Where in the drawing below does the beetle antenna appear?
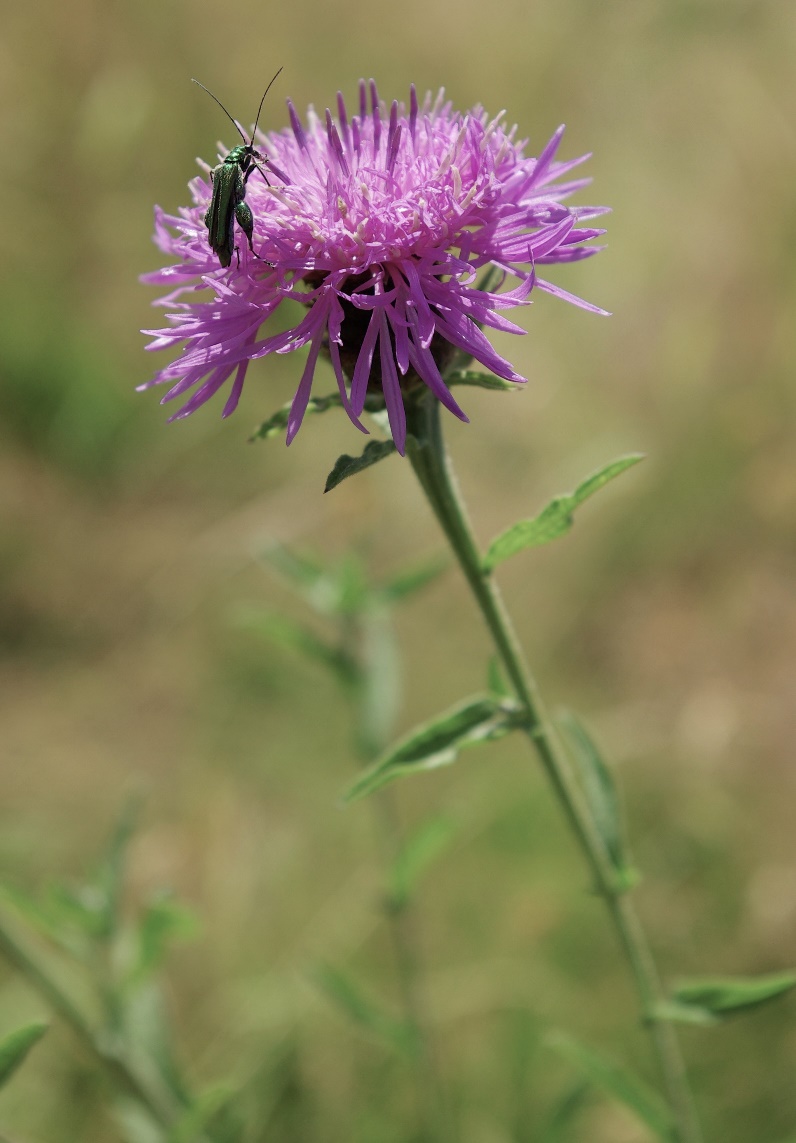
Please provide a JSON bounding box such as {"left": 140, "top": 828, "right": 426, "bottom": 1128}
{"left": 250, "top": 66, "right": 283, "bottom": 142}
{"left": 192, "top": 79, "right": 248, "bottom": 144}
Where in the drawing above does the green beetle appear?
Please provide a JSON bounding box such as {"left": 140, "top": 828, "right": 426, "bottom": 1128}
{"left": 192, "top": 68, "right": 282, "bottom": 268}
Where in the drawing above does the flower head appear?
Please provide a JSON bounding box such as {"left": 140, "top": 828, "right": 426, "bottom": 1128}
{"left": 141, "top": 81, "right": 608, "bottom": 454}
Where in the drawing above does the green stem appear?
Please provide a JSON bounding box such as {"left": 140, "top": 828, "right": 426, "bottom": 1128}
{"left": 376, "top": 791, "right": 449, "bottom": 1143}
{"left": 405, "top": 395, "right": 702, "bottom": 1143}
{"left": 344, "top": 609, "right": 448, "bottom": 1143}
{"left": 0, "top": 909, "right": 183, "bottom": 1131}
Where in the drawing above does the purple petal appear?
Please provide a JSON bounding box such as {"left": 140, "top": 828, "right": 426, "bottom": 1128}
{"left": 535, "top": 277, "right": 611, "bottom": 315}
{"left": 379, "top": 311, "right": 406, "bottom": 455}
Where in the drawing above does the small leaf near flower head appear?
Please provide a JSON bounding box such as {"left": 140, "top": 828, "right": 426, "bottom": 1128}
{"left": 483, "top": 454, "right": 644, "bottom": 571}
{"left": 324, "top": 439, "right": 397, "bottom": 493}
{"left": 250, "top": 393, "right": 344, "bottom": 442}
{"left": 344, "top": 694, "right": 525, "bottom": 802}
{"left": 670, "top": 971, "right": 796, "bottom": 1020}
{"left": 446, "top": 370, "right": 521, "bottom": 392}
{"left": 0, "top": 1022, "right": 48, "bottom": 1089}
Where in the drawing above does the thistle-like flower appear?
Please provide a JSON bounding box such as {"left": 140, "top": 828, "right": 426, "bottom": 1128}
{"left": 141, "top": 81, "right": 608, "bottom": 454}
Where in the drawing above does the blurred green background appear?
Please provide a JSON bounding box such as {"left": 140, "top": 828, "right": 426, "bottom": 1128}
{"left": 1, "top": 0, "right": 796, "bottom": 1139}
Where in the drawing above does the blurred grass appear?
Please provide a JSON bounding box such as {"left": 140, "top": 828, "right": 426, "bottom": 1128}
{"left": 1, "top": 0, "right": 796, "bottom": 1139}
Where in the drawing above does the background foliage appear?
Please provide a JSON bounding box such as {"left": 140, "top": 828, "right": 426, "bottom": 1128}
{"left": 1, "top": 1, "right": 795, "bottom": 1140}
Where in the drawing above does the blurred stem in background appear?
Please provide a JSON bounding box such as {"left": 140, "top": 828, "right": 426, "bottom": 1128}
{"left": 249, "top": 544, "right": 450, "bottom": 1141}
{"left": 0, "top": 804, "right": 221, "bottom": 1142}
{"left": 404, "top": 393, "right": 703, "bottom": 1143}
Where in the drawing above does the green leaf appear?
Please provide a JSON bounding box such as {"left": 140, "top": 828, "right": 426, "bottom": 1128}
{"left": 446, "top": 369, "right": 520, "bottom": 392}
{"left": 261, "top": 545, "right": 327, "bottom": 591}
{"left": 313, "top": 964, "right": 414, "bottom": 1054}
{"left": 650, "top": 1000, "right": 719, "bottom": 1028}
{"left": 112, "top": 1099, "right": 165, "bottom": 1143}
{"left": 94, "top": 796, "right": 140, "bottom": 941}
{"left": 540, "top": 1081, "right": 590, "bottom": 1143}
{"left": 324, "top": 439, "right": 397, "bottom": 493}
{"left": 0, "top": 1022, "right": 48, "bottom": 1089}
{"left": 672, "top": 971, "right": 796, "bottom": 1019}
{"left": 262, "top": 545, "right": 369, "bottom": 618}
{"left": 557, "top": 710, "right": 636, "bottom": 890}
{"left": 130, "top": 893, "right": 198, "bottom": 983}
{"left": 378, "top": 557, "right": 448, "bottom": 603}
{"left": 167, "top": 1085, "right": 236, "bottom": 1143}
{"left": 249, "top": 393, "right": 343, "bottom": 441}
{"left": 120, "top": 982, "right": 189, "bottom": 1105}
{"left": 344, "top": 694, "right": 525, "bottom": 802}
{"left": 358, "top": 605, "right": 400, "bottom": 757}
{"left": 388, "top": 816, "right": 457, "bottom": 907}
{"left": 483, "top": 454, "right": 645, "bottom": 570}
{"left": 549, "top": 1033, "right": 674, "bottom": 1141}
{"left": 486, "top": 657, "right": 511, "bottom": 699}
{"left": 234, "top": 609, "right": 358, "bottom": 688}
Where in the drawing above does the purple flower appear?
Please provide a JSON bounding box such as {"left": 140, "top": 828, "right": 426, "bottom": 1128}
{"left": 141, "top": 81, "right": 608, "bottom": 455}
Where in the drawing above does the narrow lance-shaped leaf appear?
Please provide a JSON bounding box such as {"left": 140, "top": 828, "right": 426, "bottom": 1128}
{"left": 313, "top": 964, "right": 414, "bottom": 1055}
{"left": 540, "top": 1080, "right": 590, "bottom": 1143}
{"left": 95, "top": 795, "right": 141, "bottom": 940}
{"left": 261, "top": 544, "right": 327, "bottom": 591}
{"left": 549, "top": 1032, "right": 674, "bottom": 1142}
{"left": 262, "top": 545, "right": 369, "bottom": 618}
{"left": 484, "top": 454, "right": 644, "bottom": 571}
{"left": 557, "top": 710, "right": 636, "bottom": 891}
{"left": 129, "top": 893, "right": 198, "bottom": 983}
{"left": 250, "top": 393, "right": 344, "bottom": 441}
{"left": 167, "top": 1083, "right": 236, "bottom": 1143}
{"left": 344, "top": 694, "right": 525, "bottom": 802}
{"left": 446, "top": 369, "right": 520, "bottom": 392}
{"left": 325, "top": 439, "right": 397, "bottom": 493}
{"left": 670, "top": 971, "right": 796, "bottom": 1020}
{"left": 233, "top": 608, "right": 359, "bottom": 689}
{"left": 389, "top": 815, "right": 457, "bottom": 908}
{"left": 377, "top": 556, "right": 448, "bottom": 603}
{"left": 486, "top": 656, "right": 512, "bottom": 699}
{"left": 0, "top": 1022, "right": 48, "bottom": 1089}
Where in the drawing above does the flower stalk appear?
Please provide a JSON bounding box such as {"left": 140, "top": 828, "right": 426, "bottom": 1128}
{"left": 404, "top": 393, "right": 702, "bottom": 1143}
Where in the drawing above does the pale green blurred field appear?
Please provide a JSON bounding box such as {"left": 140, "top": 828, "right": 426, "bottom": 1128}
{"left": 2, "top": 1, "right": 796, "bottom": 1140}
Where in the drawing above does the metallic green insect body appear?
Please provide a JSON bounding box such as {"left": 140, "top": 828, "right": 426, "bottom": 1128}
{"left": 192, "top": 68, "right": 282, "bottom": 269}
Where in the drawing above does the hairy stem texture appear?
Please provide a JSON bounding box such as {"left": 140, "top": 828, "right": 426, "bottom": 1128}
{"left": 405, "top": 395, "right": 702, "bottom": 1143}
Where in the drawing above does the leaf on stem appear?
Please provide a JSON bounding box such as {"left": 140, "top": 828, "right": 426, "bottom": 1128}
{"left": 666, "top": 971, "right": 796, "bottom": 1022}
{"left": 324, "top": 439, "right": 397, "bottom": 493}
{"left": 344, "top": 695, "right": 525, "bottom": 802}
{"left": 388, "top": 815, "right": 457, "bottom": 908}
{"left": 486, "top": 657, "right": 512, "bottom": 699}
{"left": 377, "top": 557, "right": 448, "bottom": 603}
{"left": 313, "top": 964, "right": 415, "bottom": 1055}
{"left": 166, "top": 1083, "right": 237, "bottom": 1143}
{"left": 557, "top": 710, "right": 636, "bottom": 891}
{"left": 540, "top": 1080, "right": 591, "bottom": 1143}
{"left": 249, "top": 393, "right": 344, "bottom": 441}
{"left": 234, "top": 609, "right": 358, "bottom": 688}
{"left": 549, "top": 1032, "right": 675, "bottom": 1142}
{"left": 446, "top": 369, "right": 520, "bottom": 392}
{"left": 0, "top": 1021, "right": 48, "bottom": 1089}
{"left": 483, "top": 454, "right": 645, "bottom": 571}
{"left": 128, "top": 893, "right": 198, "bottom": 984}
